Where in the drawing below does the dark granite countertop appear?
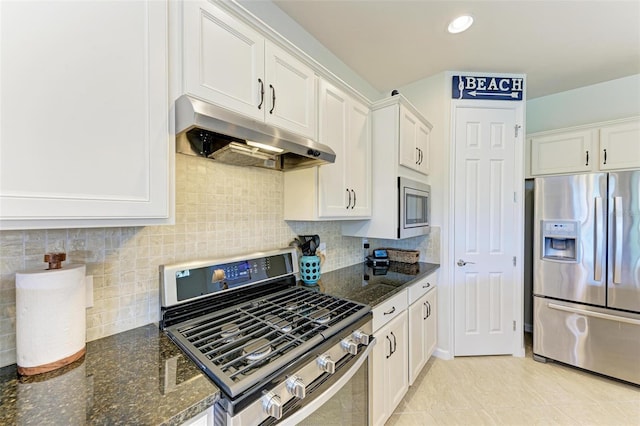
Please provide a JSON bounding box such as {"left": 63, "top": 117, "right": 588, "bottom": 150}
{"left": 301, "top": 261, "right": 439, "bottom": 307}
{"left": 0, "top": 324, "right": 219, "bottom": 426}
{"left": 0, "top": 261, "right": 437, "bottom": 425}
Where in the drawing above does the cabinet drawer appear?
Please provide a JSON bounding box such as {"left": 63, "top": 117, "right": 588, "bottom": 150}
{"left": 408, "top": 272, "right": 438, "bottom": 306}
{"left": 373, "top": 290, "right": 407, "bottom": 332}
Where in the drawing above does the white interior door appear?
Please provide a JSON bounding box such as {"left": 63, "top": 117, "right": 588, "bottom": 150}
{"left": 453, "top": 105, "right": 518, "bottom": 356}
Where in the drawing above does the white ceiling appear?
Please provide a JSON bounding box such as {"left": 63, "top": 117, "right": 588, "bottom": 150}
{"left": 272, "top": 0, "right": 640, "bottom": 99}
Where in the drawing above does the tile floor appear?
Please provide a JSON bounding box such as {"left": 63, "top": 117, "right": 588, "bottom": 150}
{"left": 387, "top": 334, "right": 639, "bottom": 425}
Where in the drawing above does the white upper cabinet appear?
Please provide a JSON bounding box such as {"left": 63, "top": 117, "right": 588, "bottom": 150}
{"left": 599, "top": 119, "right": 640, "bottom": 171}
{"left": 284, "top": 79, "right": 371, "bottom": 220}
{"left": 530, "top": 129, "right": 597, "bottom": 175}
{"left": 0, "top": 0, "right": 171, "bottom": 229}
{"left": 341, "top": 94, "right": 432, "bottom": 239}
{"left": 399, "top": 104, "right": 431, "bottom": 175}
{"left": 183, "top": 0, "right": 264, "bottom": 121}
{"left": 528, "top": 117, "right": 640, "bottom": 176}
{"left": 182, "top": 0, "right": 316, "bottom": 139}
{"left": 317, "top": 79, "right": 371, "bottom": 218}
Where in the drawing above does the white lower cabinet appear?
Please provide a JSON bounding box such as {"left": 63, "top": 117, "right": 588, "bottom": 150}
{"left": 371, "top": 290, "right": 408, "bottom": 426}
{"left": 180, "top": 406, "right": 213, "bottom": 426}
{"left": 408, "top": 275, "right": 438, "bottom": 385}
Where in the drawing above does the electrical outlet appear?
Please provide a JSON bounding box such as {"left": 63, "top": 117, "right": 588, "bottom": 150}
{"left": 363, "top": 238, "right": 369, "bottom": 249}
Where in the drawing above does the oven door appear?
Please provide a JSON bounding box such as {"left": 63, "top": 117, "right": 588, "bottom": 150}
{"left": 399, "top": 177, "right": 430, "bottom": 238}
{"left": 282, "top": 338, "right": 375, "bottom": 425}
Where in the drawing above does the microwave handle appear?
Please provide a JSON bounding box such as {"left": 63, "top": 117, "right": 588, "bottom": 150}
{"left": 280, "top": 337, "right": 376, "bottom": 424}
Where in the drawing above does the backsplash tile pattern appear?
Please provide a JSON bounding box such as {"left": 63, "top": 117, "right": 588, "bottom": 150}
{"left": 0, "top": 155, "right": 440, "bottom": 368}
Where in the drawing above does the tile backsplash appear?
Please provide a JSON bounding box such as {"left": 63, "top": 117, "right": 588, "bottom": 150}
{"left": 0, "top": 154, "right": 439, "bottom": 368}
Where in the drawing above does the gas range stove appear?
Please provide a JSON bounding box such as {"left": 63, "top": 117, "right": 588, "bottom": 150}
{"left": 159, "top": 248, "right": 374, "bottom": 425}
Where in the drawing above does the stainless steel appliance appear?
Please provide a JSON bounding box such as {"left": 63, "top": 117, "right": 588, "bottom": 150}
{"left": 533, "top": 171, "right": 640, "bottom": 385}
{"left": 399, "top": 176, "right": 431, "bottom": 239}
{"left": 174, "top": 95, "right": 335, "bottom": 171}
{"left": 160, "top": 248, "right": 374, "bottom": 425}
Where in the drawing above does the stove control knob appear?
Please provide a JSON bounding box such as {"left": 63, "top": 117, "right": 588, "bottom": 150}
{"left": 316, "top": 354, "right": 336, "bottom": 374}
{"left": 286, "top": 375, "right": 306, "bottom": 399}
{"left": 262, "top": 392, "right": 283, "bottom": 420}
{"left": 352, "top": 330, "right": 370, "bottom": 346}
{"left": 341, "top": 338, "right": 358, "bottom": 355}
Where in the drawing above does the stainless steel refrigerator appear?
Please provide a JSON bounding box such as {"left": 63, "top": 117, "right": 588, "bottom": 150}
{"left": 533, "top": 171, "right": 640, "bottom": 385}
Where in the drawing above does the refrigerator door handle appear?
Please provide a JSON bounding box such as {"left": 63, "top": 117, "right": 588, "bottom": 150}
{"left": 594, "top": 197, "right": 603, "bottom": 282}
{"left": 614, "top": 197, "right": 623, "bottom": 284}
{"left": 547, "top": 302, "right": 640, "bottom": 326}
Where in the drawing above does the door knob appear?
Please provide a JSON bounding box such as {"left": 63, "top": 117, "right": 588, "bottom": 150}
{"left": 457, "top": 259, "right": 475, "bottom": 267}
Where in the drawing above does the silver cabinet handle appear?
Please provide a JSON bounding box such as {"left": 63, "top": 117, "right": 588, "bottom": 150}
{"left": 351, "top": 189, "right": 356, "bottom": 209}
{"left": 383, "top": 306, "right": 396, "bottom": 316}
{"left": 594, "top": 197, "right": 603, "bottom": 281}
{"left": 548, "top": 302, "right": 640, "bottom": 326}
{"left": 457, "top": 259, "right": 475, "bottom": 267}
{"left": 614, "top": 196, "right": 623, "bottom": 284}
{"left": 346, "top": 188, "right": 351, "bottom": 209}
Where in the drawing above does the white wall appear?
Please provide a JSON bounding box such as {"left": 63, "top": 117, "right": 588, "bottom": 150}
{"left": 396, "top": 73, "right": 453, "bottom": 358}
{"left": 527, "top": 74, "right": 640, "bottom": 133}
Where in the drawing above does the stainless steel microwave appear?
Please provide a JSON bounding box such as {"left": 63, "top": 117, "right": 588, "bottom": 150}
{"left": 399, "top": 176, "right": 431, "bottom": 238}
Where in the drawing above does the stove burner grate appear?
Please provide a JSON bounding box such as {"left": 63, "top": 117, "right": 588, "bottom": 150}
{"left": 167, "top": 286, "right": 369, "bottom": 397}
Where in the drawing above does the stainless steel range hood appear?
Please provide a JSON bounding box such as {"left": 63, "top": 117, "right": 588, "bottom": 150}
{"left": 174, "top": 95, "right": 335, "bottom": 170}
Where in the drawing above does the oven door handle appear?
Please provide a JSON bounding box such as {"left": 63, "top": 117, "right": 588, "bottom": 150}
{"left": 280, "top": 337, "right": 377, "bottom": 425}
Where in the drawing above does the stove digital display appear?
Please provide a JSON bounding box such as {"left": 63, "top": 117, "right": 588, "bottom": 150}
{"left": 174, "top": 253, "right": 294, "bottom": 302}
{"left": 223, "top": 261, "right": 252, "bottom": 285}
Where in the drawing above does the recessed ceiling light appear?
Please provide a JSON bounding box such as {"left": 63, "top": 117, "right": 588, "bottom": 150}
{"left": 448, "top": 15, "right": 474, "bottom": 34}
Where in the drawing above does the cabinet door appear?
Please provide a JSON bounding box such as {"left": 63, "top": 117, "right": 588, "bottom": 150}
{"left": 265, "top": 42, "right": 316, "bottom": 139}
{"left": 386, "top": 311, "right": 409, "bottom": 417}
{"left": 530, "top": 129, "right": 597, "bottom": 175}
{"left": 408, "top": 297, "right": 426, "bottom": 385}
{"left": 371, "top": 327, "right": 389, "bottom": 426}
{"left": 0, "top": 0, "right": 170, "bottom": 228}
{"left": 317, "top": 80, "right": 348, "bottom": 217}
{"left": 183, "top": 0, "right": 264, "bottom": 120}
{"left": 425, "top": 288, "right": 438, "bottom": 359}
{"left": 415, "top": 122, "right": 431, "bottom": 175}
{"left": 599, "top": 119, "right": 640, "bottom": 171}
{"left": 399, "top": 106, "right": 419, "bottom": 171}
{"left": 346, "top": 99, "right": 372, "bottom": 217}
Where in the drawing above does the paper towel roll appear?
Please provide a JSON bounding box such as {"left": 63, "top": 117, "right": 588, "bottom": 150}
{"left": 16, "top": 264, "right": 86, "bottom": 375}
